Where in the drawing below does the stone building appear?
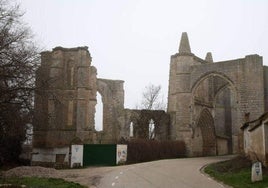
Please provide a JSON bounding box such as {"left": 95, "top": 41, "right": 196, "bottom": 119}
{"left": 32, "top": 47, "right": 125, "bottom": 166}
{"left": 241, "top": 112, "right": 268, "bottom": 167}
{"left": 32, "top": 32, "right": 268, "bottom": 166}
{"left": 32, "top": 46, "right": 169, "bottom": 166}
{"left": 168, "top": 32, "right": 268, "bottom": 156}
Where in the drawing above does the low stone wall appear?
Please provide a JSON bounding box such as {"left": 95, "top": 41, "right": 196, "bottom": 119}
{"left": 31, "top": 147, "right": 70, "bottom": 168}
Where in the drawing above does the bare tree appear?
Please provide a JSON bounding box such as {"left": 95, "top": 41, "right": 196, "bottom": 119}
{"left": 135, "top": 84, "right": 166, "bottom": 139}
{"left": 0, "top": 0, "right": 39, "bottom": 165}
{"left": 138, "top": 83, "right": 166, "bottom": 110}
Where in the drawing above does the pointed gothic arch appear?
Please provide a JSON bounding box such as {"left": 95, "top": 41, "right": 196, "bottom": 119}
{"left": 196, "top": 108, "right": 217, "bottom": 156}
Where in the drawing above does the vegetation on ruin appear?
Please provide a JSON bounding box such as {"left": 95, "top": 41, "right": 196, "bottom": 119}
{"left": 204, "top": 155, "right": 268, "bottom": 188}
{"left": 136, "top": 83, "right": 166, "bottom": 110}
{"left": 0, "top": 177, "right": 86, "bottom": 188}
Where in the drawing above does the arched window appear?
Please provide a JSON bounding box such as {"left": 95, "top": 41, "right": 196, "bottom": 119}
{"left": 149, "top": 119, "right": 155, "bottom": 139}
{"left": 129, "top": 122, "right": 134, "bottom": 137}
{"left": 95, "top": 92, "right": 103, "bottom": 131}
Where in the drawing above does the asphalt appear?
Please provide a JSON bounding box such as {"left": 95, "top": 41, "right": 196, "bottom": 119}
{"left": 97, "top": 155, "right": 234, "bottom": 188}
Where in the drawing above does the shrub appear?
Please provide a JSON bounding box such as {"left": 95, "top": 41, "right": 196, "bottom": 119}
{"left": 125, "top": 139, "right": 186, "bottom": 164}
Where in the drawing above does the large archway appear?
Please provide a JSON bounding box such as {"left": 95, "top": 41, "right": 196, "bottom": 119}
{"left": 167, "top": 33, "right": 265, "bottom": 157}
{"left": 191, "top": 73, "right": 239, "bottom": 155}
{"left": 196, "top": 109, "right": 216, "bottom": 156}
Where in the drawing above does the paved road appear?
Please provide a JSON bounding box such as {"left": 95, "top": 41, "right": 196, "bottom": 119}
{"left": 97, "top": 155, "right": 233, "bottom": 188}
{"left": 61, "top": 155, "right": 234, "bottom": 188}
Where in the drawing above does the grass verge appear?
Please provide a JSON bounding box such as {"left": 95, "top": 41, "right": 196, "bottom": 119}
{"left": 204, "top": 156, "right": 268, "bottom": 188}
{"left": 0, "top": 177, "right": 86, "bottom": 188}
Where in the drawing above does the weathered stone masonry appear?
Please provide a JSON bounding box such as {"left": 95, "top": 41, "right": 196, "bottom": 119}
{"left": 168, "top": 32, "right": 267, "bottom": 156}
{"left": 32, "top": 47, "right": 127, "bottom": 166}
{"left": 32, "top": 46, "right": 169, "bottom": 166}
{"left": 123, "top": 109, "right": 170, "bottom": 140}
{"left": 32, "top": 32, "right": 268, "bottom": 166}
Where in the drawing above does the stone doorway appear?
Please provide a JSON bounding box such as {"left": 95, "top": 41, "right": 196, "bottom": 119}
{"left": 196, "top": 109, "right": 216, "bottom": 156}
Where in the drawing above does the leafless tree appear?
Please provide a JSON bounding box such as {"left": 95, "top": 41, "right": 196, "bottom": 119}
{"left": 138, "top": 83, "right": 166, "bottom": 110}
{"left": 0, "top": 0, "right": 40, "bottom": 165}
{"left": 135, "top": 84, "right": 166, "bottom": 139}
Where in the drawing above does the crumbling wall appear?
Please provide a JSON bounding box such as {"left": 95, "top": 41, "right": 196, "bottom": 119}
{"left": 168, "top": 32, "right": 265, "bottom": 156}
{"left": 96, "top": 78, "right": 125, "bottom": 143}
{"left": 33, "top": 46, "right": 130, "bottom": 167}
{"left": 123, "top": 109, "right": 170, "bottom": 140}
{"left": 34, "top": 47, "right": 97, "bottom": 149}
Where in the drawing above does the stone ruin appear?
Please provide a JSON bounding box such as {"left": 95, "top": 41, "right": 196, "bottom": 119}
{"left": 32, "top": 46, "right": 169, "bottom": 166}
{"left": 168, "top": 33, "right": 268, "bottom": 156}
{"left": 32, "top": 32, "right": 268, "bottom": 166}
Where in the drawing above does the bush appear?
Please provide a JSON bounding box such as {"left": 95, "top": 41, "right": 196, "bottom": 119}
{"left": 125, "top": 139, "right": 186, "bottom": 164}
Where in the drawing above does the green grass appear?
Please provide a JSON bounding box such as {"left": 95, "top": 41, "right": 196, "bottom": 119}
{"left": 204, "top": 156, "right": 268, "bottom": 188}
{"left": 0, "top": 177, "right": 86, "bottom": 188}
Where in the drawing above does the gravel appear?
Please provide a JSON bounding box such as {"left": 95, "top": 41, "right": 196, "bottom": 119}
{"left": 3, "top": 166, "right": 62, "bottom": 178}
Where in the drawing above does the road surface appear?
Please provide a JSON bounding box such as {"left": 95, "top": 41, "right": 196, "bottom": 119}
{"left": 62, "top": 155, "right": 234, "bottom": 188}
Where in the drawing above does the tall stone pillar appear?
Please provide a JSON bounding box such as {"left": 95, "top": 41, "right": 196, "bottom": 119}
{"left": 167, "top": 32, "right": 195, "bottom": 153}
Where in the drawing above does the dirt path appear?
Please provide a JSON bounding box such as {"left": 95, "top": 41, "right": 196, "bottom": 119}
{"left": 3, "top": 165, "right": 115, "bottom": 188}
{"left": 59, "top": 166, "right": 121, "bottom": 188}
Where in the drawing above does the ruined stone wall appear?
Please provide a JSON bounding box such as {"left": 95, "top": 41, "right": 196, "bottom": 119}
{"left": 168, "top": 32, "right": 265, "bottom": 156}
{"left": 33, "top": 32, "right": 268, "bottom": 164}
{"left": 168, "top": 54, "right": 201, "bottom": 143}
{"left": 34, "top": 47, "right": 127, "bottom": 148}
{"left": 264, "top": 66, "right": 268, "bottom": 111}
{"left": 33, "top": 47, "right": 128, "bottom": 166}
{"left": 122, "top": 109, "right": 170, "bottom": 140}
{"left": 96, "top": 78, "right": 125, "bottom": 143}
{"left": 34, "top": 47, "right": 97, "bottom": 148}
{"left": 191, "top": 55, "right": 264, "bottom": 122}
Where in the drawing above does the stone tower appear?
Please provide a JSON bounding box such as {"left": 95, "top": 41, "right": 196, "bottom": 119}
{"left": 32, "top": 46, "right": 127, "bottom": 166}
{"left": 167, "top": 32, "right": 194, "bottom": 146}
{"left": 32, "top": 47, "right": 97, "bottom": 166}
{"left": 168, "top": 32, "right": 265, "bottom": 156}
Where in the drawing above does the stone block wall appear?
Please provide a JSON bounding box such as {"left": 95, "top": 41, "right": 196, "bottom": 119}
{"left": 32, "top": 32, "right": 268, "bottom": 166}
{"left": 97, "top": 78, "right": 125, "bottom": 143}
{"left": 33, "top": 47, "right": 127, "bottom": 166}
{"left": 122, "top": 109, "right": 170, "bottom": 141}
{"left": 168, "top": 32, "right": 266, "bottom": 156}
{"left": 34, "top": 47, "right": 96, "bottom": 148}
{"left": 264, "top": 66, "right": 268, "bottom": 111}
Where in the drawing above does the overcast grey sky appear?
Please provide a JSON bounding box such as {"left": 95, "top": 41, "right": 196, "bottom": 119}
{"left": 19, "top": 0, "right": 268, "bottom": 111}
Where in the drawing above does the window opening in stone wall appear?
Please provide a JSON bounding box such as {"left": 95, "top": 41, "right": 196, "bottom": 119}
{"left": 24, "top": 123, "right": 33, "bottom": 145}
{"left": 149, "top": 119, "right": 155, "bottom": 139}
{"left": 130, "top": 122, "right": 134, "bottom": 137}
{"left": 95, "top": 92, "right": 103, "bottom": 131}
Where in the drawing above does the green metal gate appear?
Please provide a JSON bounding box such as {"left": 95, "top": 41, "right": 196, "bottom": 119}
{"left": 83, "top": 144, "right": 117, "bottom": 166}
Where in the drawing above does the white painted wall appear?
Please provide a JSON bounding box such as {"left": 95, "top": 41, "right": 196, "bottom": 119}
{"left": 71, "top": 145, "right": 83, "bottom": 168}
{"left": 116, "top": 144, "right": 127, "bottom": 164}
{"left": 32, "top": 147, "right": 69, "bottom": 163}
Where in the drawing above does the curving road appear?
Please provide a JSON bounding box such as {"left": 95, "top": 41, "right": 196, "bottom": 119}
{"left": 61, "top": 155, "right": 234, "bottom": 188}
{"left": 97, "top": 155, "right": 233, "bottom": 188}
